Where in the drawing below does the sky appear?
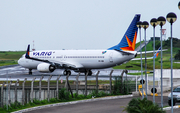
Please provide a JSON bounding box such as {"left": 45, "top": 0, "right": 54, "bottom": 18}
{"left": 0, "top": 0, "right": 180, "bottom": 51}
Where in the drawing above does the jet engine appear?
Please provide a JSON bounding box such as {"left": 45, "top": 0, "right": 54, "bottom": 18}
{"left": 37, "top": 63, "right": 55, "bottom": 73}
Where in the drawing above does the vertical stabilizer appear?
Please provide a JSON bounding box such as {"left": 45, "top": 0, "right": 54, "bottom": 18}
{"left": 153, "top": 47, "right": 161, "bottom": 58}
{"left": 25, "top": 45, "right": 30, "bottom": 58}
{"left": 108, "top": 14, "right": 140, "bottom": 51}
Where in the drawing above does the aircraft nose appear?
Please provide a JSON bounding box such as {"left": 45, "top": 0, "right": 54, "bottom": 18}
{"left": 18, "top": 58, "right": 22, "bottom": 65}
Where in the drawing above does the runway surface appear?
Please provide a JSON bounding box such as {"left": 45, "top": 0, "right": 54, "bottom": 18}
{"left": 0, "top": 65, "right": 141, "bottom": 81}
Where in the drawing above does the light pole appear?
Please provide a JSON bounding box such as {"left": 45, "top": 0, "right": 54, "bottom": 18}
{"left": 150, "top": 18, "right": 158, "bottom": 104}
{"left": 142, "top": 21, "right": 149, "bottom": 99}
{"left": 178, "top": 1, "right": 180, "bottom": 10}
{"left": 157, "top": 16, "right": 166, "bottom": 108}
{"left": 166, "top": 12, "right": 177, "bottom": 113}
{"left": 136, "top": 21, "right": 144, "bottom": 99}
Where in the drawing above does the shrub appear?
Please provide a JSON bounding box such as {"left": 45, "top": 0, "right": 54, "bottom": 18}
{"left": 73, "top": 93, "right": 78, "bottom": 98}
{"left": 10, "top": 103, "right": 17, "bottom": 109}
{"left": 59, "top": 88, "right": 66, "bottom": 99}
{"left": 90, "top": 89, "right": 98, "bottom": 97}
{"left": 97, "top": 91, "right": 106, "bottom": 97}
{"left": 64, "top": 91, "right": 70, "bottom": 100}
{"left": 50, "top": 98, "right": 58, "bottom": 103}
{"left": 16, "top": 102, "right": 22, "bottom": 109}
{"left": 113, "top": 76, "right": 131, "bottom": 95}
{"left": 77, "top": 94, "right": 85, "bottom": 99}
{"left": 29, "top": 101, "right": 36, "bottom": 106}
{"left": 59, "top": 88, "right": 70, "bottom": 100}
{"left": 41, "top": 99, "right": 48, "bottom": 104}
{"left": 33, "top": 99, "right": 41, "bottom": 105}
{"left": 86, "top": 94, "right": 92, "bottom": 99}
{"left": 124, "top": 98, "right": 166, "bottom": 113}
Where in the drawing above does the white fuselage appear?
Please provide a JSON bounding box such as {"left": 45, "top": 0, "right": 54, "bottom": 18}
{"left": 18, "top": 49, "right": 136, "bottom": 70}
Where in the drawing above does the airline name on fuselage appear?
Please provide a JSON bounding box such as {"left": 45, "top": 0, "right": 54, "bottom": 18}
{"left": 33, "top": 51, "right": 52, "bottom": 56}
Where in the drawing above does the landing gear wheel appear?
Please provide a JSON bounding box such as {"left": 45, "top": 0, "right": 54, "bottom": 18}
{"left": 85, "top": 70, "right": 92, "bottom": 76}
{"left": 67, "top": 70, "right": 71, "bottom": 75}
{"left": 88, "top": 70, "right": 92, "bottom": 76}
{"left": 63, "top": 70, "right": 67, "bottom": 75}
{"left": 63, "top": 70, "right": 71, "bottom": 76}
{"left": 29, "top": 69, "right": 32, "bottom": 75}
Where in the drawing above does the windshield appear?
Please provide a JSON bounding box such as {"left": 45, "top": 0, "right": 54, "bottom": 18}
{"left": 173, "top": 87, "right": 180, "bottom": 92}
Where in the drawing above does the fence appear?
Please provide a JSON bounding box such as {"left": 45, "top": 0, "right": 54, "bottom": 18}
{"left": 0, "top": 70, "right": 139, "bottom": 108}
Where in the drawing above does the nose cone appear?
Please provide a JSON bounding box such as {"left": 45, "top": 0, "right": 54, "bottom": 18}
{"left": 18, "top": 58, "right": 22, "bottom": 66}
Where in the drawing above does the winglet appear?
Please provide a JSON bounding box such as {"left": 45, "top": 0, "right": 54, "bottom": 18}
{"left": 25, "top": 45, "right": 30, "bottom": 58}
{"left": 153, "top": 47, "right": 161, "bottom": 58}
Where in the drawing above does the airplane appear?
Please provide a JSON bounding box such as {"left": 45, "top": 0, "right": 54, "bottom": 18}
{"left": 18, "top": 14, "right": 145, "bottom": 75}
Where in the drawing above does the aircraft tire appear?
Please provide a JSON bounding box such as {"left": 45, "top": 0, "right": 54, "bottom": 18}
{"left": 67, "top": 70, "right": 71, "bottom": 76}
{"left": 63, "top": 70, "right": 67, "bottom": 75}
{"left": 88, "top": 70, "right": 92, "bottom": 76}
{"left": 63, "top": 70, "right": 71, "bottom": 76}
{"left": 85, "top": 70, "right": 92, "bottom": 76}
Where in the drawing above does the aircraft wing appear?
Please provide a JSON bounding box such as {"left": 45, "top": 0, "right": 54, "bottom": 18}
{"left": 137, "top": 47, "right": 167, "bottom": 54}
{"left": 25, "top": 45, "right": 83, "bottom": 69}
{"left": 132, "top": 57, "right": 156, "bottom": 61}
{"left": 55, "top": 61, "right": 84, "bottom": 69}
{"left": 132, "top": 47, "right": 162, "bottom": 61}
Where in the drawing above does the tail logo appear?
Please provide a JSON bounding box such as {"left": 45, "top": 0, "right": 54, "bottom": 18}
{"left": 154, "top": 47, "right": 161, "bottom": 58}
{"left": 120, "top": 31, "right": 137, "bottom": 51}
{"left": 102, "top": 51, "right": 107, "bottom": 54}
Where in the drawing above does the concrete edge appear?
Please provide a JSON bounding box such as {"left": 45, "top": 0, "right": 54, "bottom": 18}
{"left": 163, "top": 105, "right": 180, "bottom": 111}
{"left": 11, "top": 95, "right": 133, "bottom": 113}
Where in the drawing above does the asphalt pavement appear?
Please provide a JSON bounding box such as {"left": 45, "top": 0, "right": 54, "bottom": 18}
{"left": 24, "top": 96, "right": 179, "bottom": 113}
{"left": 0, "top": 65, "right": 140, "bottom": 81}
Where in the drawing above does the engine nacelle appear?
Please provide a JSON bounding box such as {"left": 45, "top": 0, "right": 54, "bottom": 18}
{"left": 37, "top": 63, "right": 55, "bottom": 73}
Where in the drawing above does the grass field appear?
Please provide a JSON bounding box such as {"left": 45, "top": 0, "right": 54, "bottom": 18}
{"left": 0, "top": 51, "right": 25, "bottom": 66}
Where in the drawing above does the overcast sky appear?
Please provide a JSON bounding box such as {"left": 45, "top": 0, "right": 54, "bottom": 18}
{"left": 0, "top": 0, "right": 179, "bottom": 51}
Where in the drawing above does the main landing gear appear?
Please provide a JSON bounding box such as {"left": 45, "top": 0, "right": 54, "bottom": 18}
{"left": 63, "top": 70, "right": 71, "bottom": 76}
{"left": 29, "top": 69, "right": 32, "bottom": 75}
{"left": 63, "top": 69, "right": 92, "bottom": 76}
{"left": 85, "top": 70, "right": 92, "bottom": 76}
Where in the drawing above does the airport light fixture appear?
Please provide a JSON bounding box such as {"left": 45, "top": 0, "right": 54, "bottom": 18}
{"left": 136, "top": 21, "right": 144, "bottom": 99}
{"left": 178, "top": 1, "right": 180, "bottom": 10}
{"left": 166, "top": 12, "right": 177, "bottom": 113}
{"left": 136, "top": 21, "right": 142, "bottom": 28}
{"left": 142, "top": 21, "right": 149, "bottom": 99}
{"left": 150, "top": 18, "right": 157, "bottom": 104}
{"left": 157, "top": 16, "right": 166, "bottom": 108}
